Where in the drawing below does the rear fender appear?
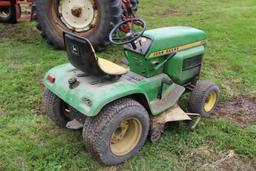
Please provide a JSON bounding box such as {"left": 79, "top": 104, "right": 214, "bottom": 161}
{"left": 126, "top": 93, "right": 152, "bottom": 115}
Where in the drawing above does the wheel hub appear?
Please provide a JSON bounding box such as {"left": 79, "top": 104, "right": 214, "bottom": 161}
{"left": 71, "top": 6, "right": 83, "bottom": 18}
{"left": 58, "top": 0, "right": 98, "bottom": 32}
{"left": 110, "top": 118, "right": 142, "bottom": 156}
{"left": 111, "top": 120, "right": 129, "bottom": 144}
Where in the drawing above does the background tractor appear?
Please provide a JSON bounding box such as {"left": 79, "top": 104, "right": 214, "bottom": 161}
{"left": 35, "top": 0, "right": 139, "bottom": 51}
{"left": 0, "top": 0, "right": 34, "bottom": 23}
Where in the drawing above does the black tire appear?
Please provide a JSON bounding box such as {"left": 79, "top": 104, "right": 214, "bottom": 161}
{"left": 188, "top": 80, "right": 220, "bottom": 117}
{"left": 31, "top": 1, "right": 37, "bottom": 21}
{"left": 83, "top": 98, "right": 150, "bottom": 165}
{"left": 43, "top": 89, "right": 71, "bottom": 127}
{"left": 0, "top": 6, "right": 17, "bottom": 23}
{"left": 131, "top": 0, "right": 139, "bottom": 11}
{"left": 35, "top": 0, "right": 122, "bottom": 51}
{"left": 69, "top": 107, "right": 87, "bottom": 124}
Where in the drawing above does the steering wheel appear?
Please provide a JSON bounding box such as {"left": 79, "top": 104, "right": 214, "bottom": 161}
{"left": 109, "top": 18, "right": 146, "bottom": 45}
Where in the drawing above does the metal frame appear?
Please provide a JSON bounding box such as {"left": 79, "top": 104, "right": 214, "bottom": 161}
{"left": 0, "top": 0, "right": 32, "bottom": 7}
{"left": 0, "top": 0, "right": 33, "bottom": 21}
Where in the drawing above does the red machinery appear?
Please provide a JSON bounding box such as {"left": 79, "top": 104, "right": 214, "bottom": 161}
{"left": 0, "top": 0, "right": 33, "bottom": 23}
{"left": 1, "top": 0, "right": 139, "bottom": 51}
{"left": 35, "top": 0, "right": 139, "bottom": 50}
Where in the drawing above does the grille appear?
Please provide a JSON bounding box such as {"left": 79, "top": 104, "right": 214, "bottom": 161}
{"left": 183, "top": 55, "right": 202, "bottom": 71}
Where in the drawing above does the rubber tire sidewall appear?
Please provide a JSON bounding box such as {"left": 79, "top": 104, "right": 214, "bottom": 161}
{"left": 69, "top": 106, "right": 87, "bottom": 124}
{"left": 35, "top": 0, "right": 122, "bottom": 51}
{"left": 43, "top": 89, "right": 71, "bottom": 127}
{"left": 83, "top": 98, "right": 150, "bottom": 165}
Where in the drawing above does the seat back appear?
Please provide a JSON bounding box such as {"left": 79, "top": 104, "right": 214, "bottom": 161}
{"left": 64, "top": 32, "right": 105, "bottom": 76}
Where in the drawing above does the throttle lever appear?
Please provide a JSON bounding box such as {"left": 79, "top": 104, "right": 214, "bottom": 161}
{"left": 131, "top": 42, "right": 137, "bottom": 49}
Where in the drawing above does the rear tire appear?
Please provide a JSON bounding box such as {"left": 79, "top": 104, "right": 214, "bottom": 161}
{"left": 188, "top": 80, "right": 220, "bottom": 117}
{"left": 43, "top": 89, "right": 71, "bottom": 127}
{"left": 35, "top": 0, "right": 122, "bottom": 51}
{"left": 0, "top": 6, "right": 17, "bottom": 23}
{"left": 83, "top": 98, "right": 150, "bottom": 165}
{"left": 69, "top": 107, "right": 87, "bottom": 124}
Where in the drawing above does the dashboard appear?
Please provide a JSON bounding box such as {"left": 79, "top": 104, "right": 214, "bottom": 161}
{"left": 123, "top": 36, "right": 152, "bottom": 55}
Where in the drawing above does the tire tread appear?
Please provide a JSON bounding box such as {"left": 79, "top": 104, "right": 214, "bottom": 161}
{"left": 83, "top": 98, "right": 149, "bottom": 165}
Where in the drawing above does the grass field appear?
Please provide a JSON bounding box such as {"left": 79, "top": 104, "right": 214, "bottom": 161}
{"left": 0, "top": 0, "right": 256, "bottom": 170}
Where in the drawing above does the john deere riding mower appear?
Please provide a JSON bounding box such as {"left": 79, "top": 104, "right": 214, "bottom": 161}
{"left": 43, "top": 18, "right": 220, "bottom": 165}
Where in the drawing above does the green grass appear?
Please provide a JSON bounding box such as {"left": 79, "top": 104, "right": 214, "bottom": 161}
{"left": 0, "top": 0, "right": 256, "bottom": 170}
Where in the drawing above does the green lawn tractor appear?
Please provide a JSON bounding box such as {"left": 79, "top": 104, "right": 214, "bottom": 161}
{"left": 43, "top": 18, "right": 220, "bottom": 165}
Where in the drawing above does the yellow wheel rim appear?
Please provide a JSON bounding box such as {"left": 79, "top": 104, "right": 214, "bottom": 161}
{"left": 110, "top": 117, "right": 142, "bottom": 156}
{"left": 204, "top": 91, "right": 217, "bottom": 112}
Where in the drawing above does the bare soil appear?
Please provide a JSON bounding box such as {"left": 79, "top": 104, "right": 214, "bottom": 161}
{"left": 214, "top": 97, "right": 256, "bottom": 127}
{"left": 194, "top": 148, "right": 256, "bottom": 171}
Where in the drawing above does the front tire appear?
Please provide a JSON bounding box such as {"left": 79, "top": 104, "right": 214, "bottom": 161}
{"left": 43, "top": 89, "right": 71, "bottom": 127}
{"left": 83, "top": 98, "right": 150, "bottom": 165}
{"left": 188, "top": 80, "right": 220, "bottom": 117}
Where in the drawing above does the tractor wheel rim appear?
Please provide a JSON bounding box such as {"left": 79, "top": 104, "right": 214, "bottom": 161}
{"left": 204, "top": 91, "right": 217, "bottom": 112}
{"left": 110, "top": 117, "right": 142, "bottom": 156}
{"left": 0, "top": 7, "right": 11, "bottom": 18}
{"left": 58, "top": 0, "right": 98, "bottom": 32}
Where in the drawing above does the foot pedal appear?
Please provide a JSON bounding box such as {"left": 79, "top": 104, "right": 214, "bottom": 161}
{"left": 66, "top": 119, "right": 83, "bottom": 130}
{"left": 151, "top": 83, "right": 185, "bottom": 113}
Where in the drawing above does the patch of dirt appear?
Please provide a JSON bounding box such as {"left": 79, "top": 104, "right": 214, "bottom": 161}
{"left": 0, "top": 25, "right": 14, "bottom": 39}
{"left": 35, "top": 99, "right": 46, "bottom": 116}
{"left": 201, "top": 150, "right": 255, "bottom": 171}
{"left": 189, "top": 146, "right": 256, "bottom": 171}
{"left": 45, "top": 124, "right": 62, "bottom": 133}
{"left": 214, "top": 97, "right": 256, "bottom": 127}
{"left": 35, "top": 81, "right": 46, "bottom": 115}
{"left": 0, "top": 24, "right": 38, "bottom": 44}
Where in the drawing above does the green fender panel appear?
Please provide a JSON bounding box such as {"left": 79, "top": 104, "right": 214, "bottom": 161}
{"left": 43, "top": 27, "right": 207, "bottom": 117}
{"left": 44, "top": 64, "right": 171, "bottom": 117}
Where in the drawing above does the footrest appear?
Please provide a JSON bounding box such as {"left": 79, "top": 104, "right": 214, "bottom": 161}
{"left": 150, "top": 83, "right": 185, "bottom": 114}
{"left": 66, "top": 119, "right": 83, "bottom": 130}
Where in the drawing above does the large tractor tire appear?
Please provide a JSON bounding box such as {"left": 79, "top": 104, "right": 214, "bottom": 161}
{"left": 83, "top": 98, "right": 150, "bottom": 165}
{"left": 35, "top": 0, "right": 123, "bottom": 51}
{"left": 0, "top": 5, "right": 17, "bottom": 23}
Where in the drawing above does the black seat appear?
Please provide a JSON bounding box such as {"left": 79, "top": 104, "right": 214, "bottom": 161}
{"left": 64, "top": 32, "right": 128, "bottom": 76}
